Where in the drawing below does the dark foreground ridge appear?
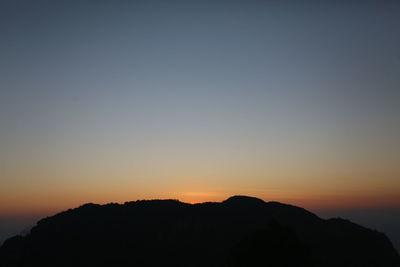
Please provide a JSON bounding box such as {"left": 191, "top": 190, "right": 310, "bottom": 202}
{"left": 1, "top": 196, "right": 399, "bottom": 267}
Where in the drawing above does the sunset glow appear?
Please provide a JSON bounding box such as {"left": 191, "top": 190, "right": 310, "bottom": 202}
{"left": 0, "top": 0, "right": 399, "bottom": 238}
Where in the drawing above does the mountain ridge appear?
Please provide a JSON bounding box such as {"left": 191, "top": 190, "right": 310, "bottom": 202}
{"left": 1, "top": 196, "right": 399, "bottom": 267}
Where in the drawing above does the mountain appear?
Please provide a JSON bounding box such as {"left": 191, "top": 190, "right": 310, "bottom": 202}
{"left": 0, "top": 196, "right": 399, "bottom": 267}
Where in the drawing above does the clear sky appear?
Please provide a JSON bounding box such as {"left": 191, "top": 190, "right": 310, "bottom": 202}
{"left": 1, "top": 0, "right": 400, "bottom": 220}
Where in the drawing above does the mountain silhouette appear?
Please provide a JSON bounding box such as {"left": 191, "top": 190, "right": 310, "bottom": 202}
{"left": 0, "top": 196, "right": 399, "bottom": 267}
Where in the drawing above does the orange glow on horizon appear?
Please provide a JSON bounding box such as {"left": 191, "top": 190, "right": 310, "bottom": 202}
{"left": 1, "top": 189, "right": 399, "bottom": 219}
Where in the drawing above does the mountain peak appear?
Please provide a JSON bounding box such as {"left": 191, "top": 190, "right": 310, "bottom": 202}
{"left": 222, "top": 195, "right": 265, "bottom": 207}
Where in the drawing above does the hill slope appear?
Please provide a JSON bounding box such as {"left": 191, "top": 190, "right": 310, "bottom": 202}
{"left": 1, "top": 196, "right": 399, "bottom": 267}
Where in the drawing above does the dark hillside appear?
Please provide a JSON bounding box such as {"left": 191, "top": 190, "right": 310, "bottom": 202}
{"left": 1, "top": 196, "right": 399, "bottom": 267}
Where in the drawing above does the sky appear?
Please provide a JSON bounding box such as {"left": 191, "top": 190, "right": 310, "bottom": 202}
{"left": 0, "top": 0, "right": 400, "bottom": 246}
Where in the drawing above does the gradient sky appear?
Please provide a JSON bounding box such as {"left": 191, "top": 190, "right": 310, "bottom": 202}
{"left": 1, "top": 0, "right": 400, "bottom": 225}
